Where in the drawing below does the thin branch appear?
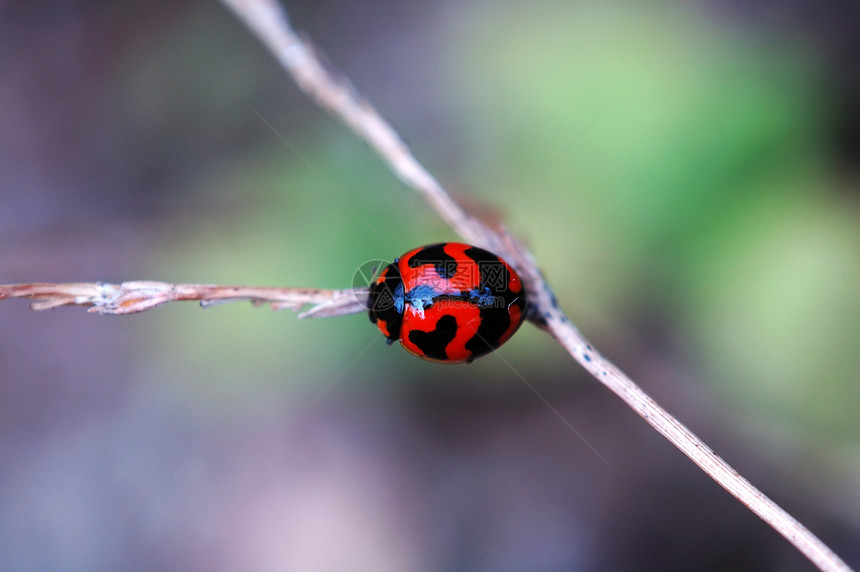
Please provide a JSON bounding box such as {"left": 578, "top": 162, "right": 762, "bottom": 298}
{"left": 0, "top": 282, "right": 367, "bottom": 318}
{"left": 219, "top": 0, "right": 491, "bottom": 248}
{"left": 217, "top": 1, "right": 851, "bottom": 570}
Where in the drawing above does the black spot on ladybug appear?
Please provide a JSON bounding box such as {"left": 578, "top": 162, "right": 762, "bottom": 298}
{"left": 464, "top": 246, "right": 510, "bottom": 293}
{"left": 465, "top": 248, "right": 526, "bottom": 322}
{"left": 408, "top": 243, "right": 457, "bottom": 279}
{"left": 465, "top": 304, "right": 511, "bottom": 359}
{"left": 408, "top": 314, "right": 458, "bottom": 361}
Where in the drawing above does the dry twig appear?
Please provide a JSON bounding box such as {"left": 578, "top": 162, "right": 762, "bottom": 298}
{"left": 0, "top": 282, "right": 367, "bottom": 318}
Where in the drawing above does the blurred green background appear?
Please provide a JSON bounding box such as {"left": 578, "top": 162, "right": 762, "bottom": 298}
{"left": 1, "top": 0, "right": 858, "bottom": 570}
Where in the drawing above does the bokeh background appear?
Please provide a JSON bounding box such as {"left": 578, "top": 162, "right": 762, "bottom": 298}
{"left": 1, "top": 0, "right": 858, "bottom": 570}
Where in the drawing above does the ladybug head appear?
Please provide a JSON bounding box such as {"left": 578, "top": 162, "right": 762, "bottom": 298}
{"left": 368, "top": 262, "right": 404, "bottom": 342}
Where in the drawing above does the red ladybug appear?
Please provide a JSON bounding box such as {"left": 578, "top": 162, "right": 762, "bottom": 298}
{"left": 369, "top": 242, "right": 527, "bottom": 363}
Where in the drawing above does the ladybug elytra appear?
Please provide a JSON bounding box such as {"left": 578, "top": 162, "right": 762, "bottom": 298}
{"left": 368, "top": 242, "right": 527, "bottom": 363}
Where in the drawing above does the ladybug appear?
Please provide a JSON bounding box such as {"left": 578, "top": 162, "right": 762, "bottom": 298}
{"left": 368, "top": 242, "right": 527, "bottom": 363}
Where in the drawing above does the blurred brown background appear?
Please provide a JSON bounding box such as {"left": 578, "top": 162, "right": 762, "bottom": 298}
{"left": 1, "top": 0, "right": 858, "bottom": 570}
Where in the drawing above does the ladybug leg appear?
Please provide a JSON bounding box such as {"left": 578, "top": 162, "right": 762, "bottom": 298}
{"left": 524, "top": 300, "right": 550, "bottom": 330}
